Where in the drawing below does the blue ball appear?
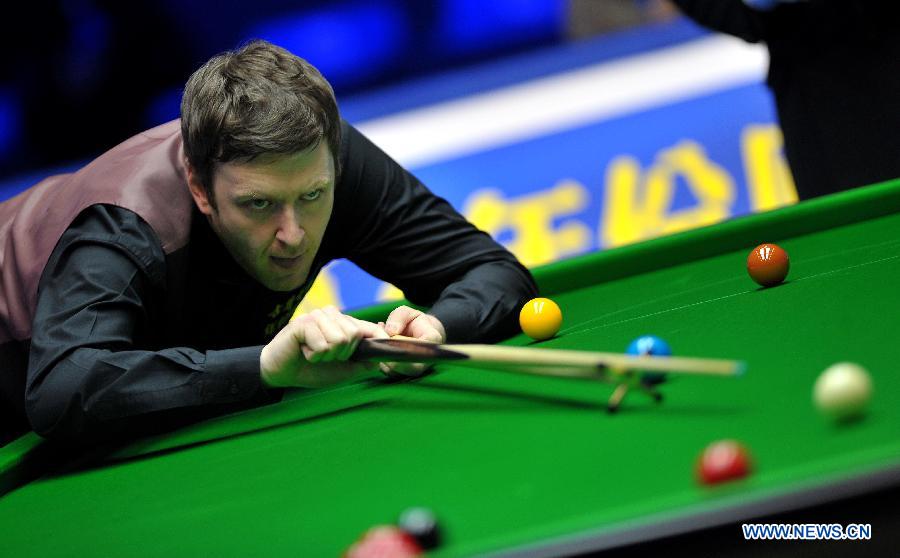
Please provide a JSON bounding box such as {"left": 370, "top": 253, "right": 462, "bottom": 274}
{"left": 627, "top": 335, "right": 671, "bottom": 386}
{"left": 627, "top": 335, "right": 671, "bottom": 357}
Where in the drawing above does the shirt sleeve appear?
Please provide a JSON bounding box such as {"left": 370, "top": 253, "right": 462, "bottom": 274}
{"left": 671, "top": 0, "right": 768, "bottom": 43}
{"left": 330, "top": 122, "right": 538, "bottom": 343}
{"left": 26, "top": 205, "right": 275, "bottom": 444}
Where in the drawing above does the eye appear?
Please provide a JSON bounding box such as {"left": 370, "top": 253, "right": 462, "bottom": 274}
{"left": 302, "top": 189, "right": 323, "bottom": 202}
{"left": 242, "top": 198, "right": 272, "bottom": 211}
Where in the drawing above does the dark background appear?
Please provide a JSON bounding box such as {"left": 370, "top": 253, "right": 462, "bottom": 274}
{"left": 0, "top": 0, "right": 675, "bottom": 183}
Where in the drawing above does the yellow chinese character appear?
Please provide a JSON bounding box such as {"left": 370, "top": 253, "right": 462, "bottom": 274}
{"left": 741, "top": 124, "right": 798, "bottom": 212}
{"left": 464, "top": 180, "right": 591, "bottom": 267}
{"left": 601, "top": 141, "right": 735, "bottom": 248}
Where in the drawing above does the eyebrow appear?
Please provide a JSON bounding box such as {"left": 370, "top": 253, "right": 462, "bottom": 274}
{"left": 232, "top": 188, "right": 266, "bottom": 200}
{"left": 232, "top": 179, "right": 332, "bottom": 199}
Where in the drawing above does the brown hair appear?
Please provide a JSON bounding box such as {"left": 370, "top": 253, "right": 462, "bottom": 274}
{"left": 181, "top": 40, "right": 341, "bottom": 204}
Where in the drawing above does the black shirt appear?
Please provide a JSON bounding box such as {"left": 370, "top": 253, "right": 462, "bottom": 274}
{"left": 673, "top": 0, "right": 900, "bottom": 199}
{"left": 22, "top": 124, "right": 537, "bottom": 444}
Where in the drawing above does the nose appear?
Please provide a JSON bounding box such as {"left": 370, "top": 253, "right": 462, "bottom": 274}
{"left": 275, "top": 208, "right": 305, "bottom": 247}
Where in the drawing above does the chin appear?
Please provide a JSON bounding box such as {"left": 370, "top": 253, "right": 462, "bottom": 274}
{"left": 265, "top": 279, "right": 301, "bottom": 292}
{"left": 265, "top": 273, "right": 308, "bottom": 292}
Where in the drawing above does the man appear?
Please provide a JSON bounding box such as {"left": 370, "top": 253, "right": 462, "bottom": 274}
{"left": 672, "top": 0, "right": 900, "bottom": 199}
{"left": 0, "top": 40, "right": 537, "bottom": 446}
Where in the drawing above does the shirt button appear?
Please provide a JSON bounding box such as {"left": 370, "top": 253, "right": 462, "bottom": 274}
{"left": 230, "top": 384, "right": 240, "bottom": 395}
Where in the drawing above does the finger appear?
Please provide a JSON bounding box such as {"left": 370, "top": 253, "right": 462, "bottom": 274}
{"left": 309, "top": 309, "right": 352, "bottom": 362}
{"left": 300, "top": 319, "right": 329, "bottom": 362}
{"left": 350, "top": 317, "right": 390, "bottom": 339}
{"left": 260, "top": 319, "right": 308, "bottom": 386}
{"left": 285, "top": 314, "right": 308, "bottom": 346}
{"left": 386, "top": 362, "right": 432, "bottom": 379}
{"left": 313, "top": 308, "right": 352, "bottom": 345}
{"left": 385, "top": 306, "right": 422, "bottom": 337}
{"left": 372, "top": 321, "right": 390, "bottom": 338}
{"left": 379, "top": 361, "right": 412, "bottom": 379}
{"left": 323, "top": 306, "right": 362, "bottom": 361}
{"left": 408, "top": 315, "right": 444, "bottom": 344}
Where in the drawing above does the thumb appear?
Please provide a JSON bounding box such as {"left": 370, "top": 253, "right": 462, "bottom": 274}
{"left": 385, "top": 306, "right": 421, "bottom": 336}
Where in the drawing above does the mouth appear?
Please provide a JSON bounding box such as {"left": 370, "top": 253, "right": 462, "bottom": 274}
{"left": 270, "top": 254, "right": 305, "bottom": 270}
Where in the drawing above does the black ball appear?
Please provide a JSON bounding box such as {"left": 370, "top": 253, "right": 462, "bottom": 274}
{"left": 398, "top": 507, "right": 441, "bottom": 550}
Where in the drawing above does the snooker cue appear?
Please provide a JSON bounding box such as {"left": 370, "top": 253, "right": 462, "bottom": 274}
{"left": 352, "top": 337, "right": 745, "bottom": 377}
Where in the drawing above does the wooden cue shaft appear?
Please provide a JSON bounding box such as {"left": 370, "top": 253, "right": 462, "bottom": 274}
{"left": 457, "top": 361, "right": 611, "bottom": 379}
{"left": 354, "top": 337, "right": 744, "bottom": 376}
{"left": 441, "top": 343, "right": 743, "bottom": 376}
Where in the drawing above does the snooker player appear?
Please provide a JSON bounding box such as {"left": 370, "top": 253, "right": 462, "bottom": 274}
{"left": 0, "top": 40, "right": 537, "bottom": 446}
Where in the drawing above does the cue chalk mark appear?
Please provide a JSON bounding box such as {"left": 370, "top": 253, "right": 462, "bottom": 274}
{"left": 571, "top": 290, "right": 749, "bottom": 338}
{"left": 557, "top": 273, "right": 750, "bottom": 337}
{"left": 568, "top": 247, "right": 900, "bottom": 338}
{"left": 785, "top": 253, "right": 900, "bottom": 284}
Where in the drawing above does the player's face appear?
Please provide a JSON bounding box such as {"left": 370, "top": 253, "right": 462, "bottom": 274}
{"left": 189, "top": 142, "right": 336, "bottom": 292}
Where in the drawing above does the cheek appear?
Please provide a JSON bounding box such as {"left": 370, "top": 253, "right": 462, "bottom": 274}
{"left": 228, "top": 219, "right": 273, "bottom": 255}
{"left": 255, "top": 227, "right": 280, "bottom": 254}
{"left": 314, "top": 199, "right": 335, "bottom": 236}
{"left": 314, "top": 211, "right": 331, "bottom": 234}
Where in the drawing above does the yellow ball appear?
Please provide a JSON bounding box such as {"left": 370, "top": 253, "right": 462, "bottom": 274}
{"left": 519, "top": 298, "right": 562, "bottom": 341}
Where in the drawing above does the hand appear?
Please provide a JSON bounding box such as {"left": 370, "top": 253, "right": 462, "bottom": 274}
{"left": 384, "top": 305, "right": 446, "bottom": 343}
{"left": 380, "top": 306, "right": 447, "bottom": 378}
{"left": 260, "top": 306, "right": 389, "bottom": 388}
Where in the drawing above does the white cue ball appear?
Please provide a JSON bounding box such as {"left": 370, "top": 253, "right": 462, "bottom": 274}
{"left": 813, "top": 362, "right": 873, "bottom": 421}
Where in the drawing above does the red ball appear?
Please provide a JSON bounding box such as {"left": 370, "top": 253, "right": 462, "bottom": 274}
{"left": 747, "top": 243, "right": 789, "bottom": 287}
{"left": 344, "top": 526, "right": 424, "bottom": 558}
{"left": 696, "top": 440, "right": 752, "bottom": 485}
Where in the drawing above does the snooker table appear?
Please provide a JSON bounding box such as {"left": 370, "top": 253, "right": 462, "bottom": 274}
{"left": 2, "top": 179, "right": 900, "bottom": 557}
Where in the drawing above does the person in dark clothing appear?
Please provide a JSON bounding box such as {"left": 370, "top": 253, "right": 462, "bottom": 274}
{"left": 0, "top": 40, "right": 537, "bottom": 447}
{"left": 672, "top": 0, "right": 900, "bottom": 199}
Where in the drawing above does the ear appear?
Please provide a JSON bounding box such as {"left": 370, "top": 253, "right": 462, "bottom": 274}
{"left": 185, "top": 158, "right": 215, "bottom": 216}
